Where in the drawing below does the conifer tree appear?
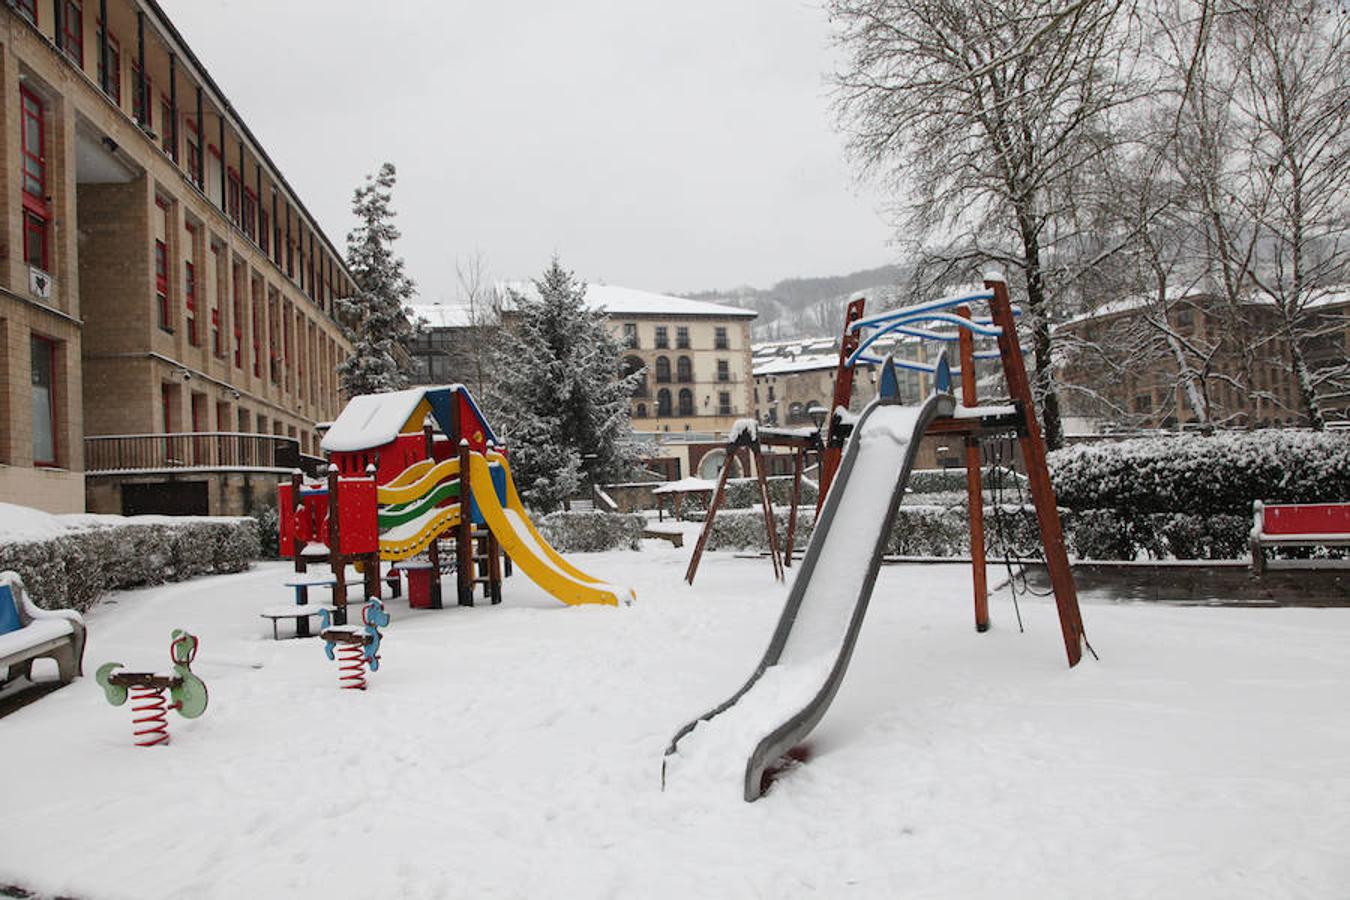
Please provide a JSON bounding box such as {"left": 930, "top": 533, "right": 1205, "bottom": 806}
{"left": 337, "top": 163, "right": 415, "bottom": 398}
{"left": 490, "top": 259, "right": 642, "bottom": 512}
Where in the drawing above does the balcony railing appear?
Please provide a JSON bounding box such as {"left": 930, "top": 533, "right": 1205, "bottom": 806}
{"left": 85, "top": 432, "right": 321, "bottom": 475}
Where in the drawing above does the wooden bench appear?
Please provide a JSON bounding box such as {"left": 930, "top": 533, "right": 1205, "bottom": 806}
{"left": 0, "top": 571, "right": 87, "bottom": 687}
{"left": 1250, "top": 501, "right": 1350, "bottom": 575}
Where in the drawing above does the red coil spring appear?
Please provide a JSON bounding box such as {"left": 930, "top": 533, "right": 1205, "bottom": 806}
{"left": 131, "top": 686, "right": 170, "bottom": 746}
{"left": 337, "top": 643, "right": 367, "bottom": 690}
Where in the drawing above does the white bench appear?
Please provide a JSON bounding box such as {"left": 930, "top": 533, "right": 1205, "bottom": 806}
{"left": 1250, "top": 501, "right": 1350, "bottom": 575}
{"left": 0, "top": 571, "right": 87, "bottom": 687}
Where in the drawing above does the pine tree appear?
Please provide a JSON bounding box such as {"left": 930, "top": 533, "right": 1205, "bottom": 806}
{"left": 489, "top": 259, "right": 642, "bottom": 512}
{"left": 337, "top": 163, "right": 416, "bottom": 398}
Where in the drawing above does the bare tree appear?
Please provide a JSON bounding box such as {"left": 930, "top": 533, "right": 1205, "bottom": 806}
{"left": 830, "top": 0, "right": 1140, "bottom": 448}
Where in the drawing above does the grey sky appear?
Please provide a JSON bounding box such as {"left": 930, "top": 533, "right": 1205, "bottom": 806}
{"left": 158, "top": 0, "right": 895, "bottom": 298}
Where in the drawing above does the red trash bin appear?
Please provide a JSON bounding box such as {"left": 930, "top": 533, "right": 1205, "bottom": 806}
{"left": 403, "top": 563, "right": 435, "bottom": 609}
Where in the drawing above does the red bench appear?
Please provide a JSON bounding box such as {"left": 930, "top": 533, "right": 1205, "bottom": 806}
{"left": 1250, "top": 501, "right": 1350, "bottom": 575}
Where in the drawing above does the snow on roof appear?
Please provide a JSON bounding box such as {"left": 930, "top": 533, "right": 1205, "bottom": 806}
{"left": 651, "top": 477, "right": 719, "bottom": 494}
{"left": 407, "top": 304, "right": 476, "bottom": 328}
{"left": 1059, "top": 285, "right": 1350, "bottom": 330}
{"left": 502, "top": 281, "right": 757, "bottom": 320}
{"left": 321, "top": 385, "right": 472, "bottom": 453}
{"left": 753, "top": 353, "right": 841, "bottom": 377}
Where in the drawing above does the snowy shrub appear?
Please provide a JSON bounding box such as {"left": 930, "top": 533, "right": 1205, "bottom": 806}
{"left": 536, "top": 511, "right": 644, "bottom": 552}
{"left": 907, "top": 466, "right": 1025, "bottom": 495}
{"left": 253, "top": 507, "right": 281, "bottom": 560}
{"left": 675, "top": 477, "right": 820, "bottom": 520}
{"left": 704, "top": 508, "right": 817, "bottom": 552}
{"left": 1049, "top": 431, "right": 1350, "bottom": 516}
{"left": 1065, "top": 510, "right": 1144, "bottom": 560}
{"left": 0, "top": 518, "right": 257, "bottom": 613}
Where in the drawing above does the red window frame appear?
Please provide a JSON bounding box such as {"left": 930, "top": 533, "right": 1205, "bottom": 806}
{"left": 31, "top": 335, "right": 58, "bottom": 466}
{"left": 161, "top": 383, "right": 174, "bottom": 433}
{"left": 232, "top": 289, "right": 243, "bottom": 368}
{"left": 98, "top": 27, "right": 121, "bottom": 105}
{"left": 160, "top": 96, "right": 174, "bottom": 155}
{"left": 16, "top": 0, "right": 37, "bottom": 25}
{"left": 184, "top": 119, "right": 202, "bottom": 188}
{"left": 227, "top": 169, "right": 241, "bottom": 224}
{"left": 62, "top": 1, "right": 84, "bottom": 68}
{"left": 185, "top": 259, "right": 198, "bottom": 346}
{"left": 131, "top": 65, "right": 151, "bottom": 128}
{"left": 252, "top": 295, "right": 262, "bottom": 378}
{"left": 258, "top": 207, "right": 270, "bottom": 255}
{"left": 23, "top": 211, "right": 48, "bottom": 271}
{"left": 155, "top": 240, "right": 170, "bottom": 331}
{"left": 20, "top": 87, "right": 47, "bottom": 211}
{"left": 241, "top": 188, "right": 257, "bottom": 241}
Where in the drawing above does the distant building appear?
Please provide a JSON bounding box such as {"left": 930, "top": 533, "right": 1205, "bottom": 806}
{"left": 1058, "top": 291, "right": 1350, "bottom": 431}
{"left": 2, "top": 2, "right": 354, "bottom": 514}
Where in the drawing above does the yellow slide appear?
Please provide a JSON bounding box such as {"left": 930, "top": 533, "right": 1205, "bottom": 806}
{"left": 468, "top": 451, "right": 634, "bottom": 607}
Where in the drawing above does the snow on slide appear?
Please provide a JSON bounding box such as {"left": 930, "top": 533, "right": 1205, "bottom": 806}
{"left": 664, "top": 390, "right": 953, "bottom": 802}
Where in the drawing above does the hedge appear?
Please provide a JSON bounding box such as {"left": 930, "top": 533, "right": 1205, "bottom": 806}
{"left": 536, "top": 511, "right": 645, "bottom": 552}
{"left": 1048, "top": 430, "right": 1350, "bottom": 516}
{"left": 0, "top": 518, "right": 259, "bottom": 613}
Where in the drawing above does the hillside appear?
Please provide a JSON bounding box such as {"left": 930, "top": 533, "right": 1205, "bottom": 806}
{"left": 684, "top": 264, "right": 908, "bottom": 340}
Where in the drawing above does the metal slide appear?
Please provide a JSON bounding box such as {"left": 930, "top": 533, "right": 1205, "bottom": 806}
{"left": 663, "top": 381, "right": 954, "bottom": 801}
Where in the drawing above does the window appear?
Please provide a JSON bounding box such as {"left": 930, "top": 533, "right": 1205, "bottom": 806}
{"left": 676, "top": 326, "right": 690, "bottom": 349}
{"left": 258, "top": 207, "right": 269, "bottom": 255}
{"left": 185, "top": 120, "right": 202, "bottom": 188}
{"left": 678, "top": 389, "right": 694, "bottom": 417}
{"left": 23, "top": 212, "right": 48, "bottom": 271}
{"left": 676, "top": 355, "right": 692, "bottom": 383}
{"left": 252, "top": 289, "right": 262, "bottom": 378}
{"left": 232, "top": 267, "right": 243, "bottom": 369}
{"left": 767, "top": 384, "right": 775, "bottom": 402}
{"left": 62, "top": 1, "right": 83, "bottom": 68}
{"left": 131, "top": 65, "right": 150, "bottom": 128}
{"left": 20, "top": 87, "right": 46, "bottom": 204}
{"left": 715, "top": 326, "right": 729, "bottom": 350}
{"left": 622, "top": 355, "right": 646, "bottom": 396}
{"left": 161, "top": 383, "right": 175, "bottom": 432}
{"left": 657, "top": 389, "right": 672, "bottom": 417}
{"left": 185, "top": 259, "right": 198, "bottom": 346}
{"left": 160, "top": 97, "right": 174, "bottom": 156}
{"left": 1134, "top": 394, "right": 1151, "bottom": 414}
{"left": 654, "top": 356, "right": 671, "bottom": 383}
{"left": 16, "top": 0, "right": 37, "bottom": 24}
{"left": 717, "top": 359, "right": 729, "bottom": 382}
{"left": 98, "top": 27, "right": 121, "bottom": 104}
{"left": 622, "top": 323, "right": 638, "bottom": 349}
{"left": 654, "top": 326, "right": 669, "bottom": 349}
{"left": 718, "top": 392, "right": 732, "bottom": 416}
{"left": 241, "top": 189, "right": 257, "bottom": 241}
{"left": 155, "top": 240, "right": 170, "bottom": 331}
{"left": 227, "top": 170, "right": 241, "bottom": 224}
{"left": 31, "top": 336, "right": 57, "bottom": 465}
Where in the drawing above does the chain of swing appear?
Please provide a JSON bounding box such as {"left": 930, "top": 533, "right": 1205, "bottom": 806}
{"left": 980, "top": 430, "right": 1057, "bottom": 633}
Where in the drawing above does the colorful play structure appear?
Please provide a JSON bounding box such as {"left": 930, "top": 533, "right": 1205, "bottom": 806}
{"left": 95, "top": 630, "right": 208, "bottom": 747}
{"left": 664, "top": 274, "right": 1092, "bottom": 801}
{"left": 278, "top": 384, "right": 631, "bottom": 624}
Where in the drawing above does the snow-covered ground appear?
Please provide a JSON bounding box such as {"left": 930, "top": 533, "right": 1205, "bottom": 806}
{"left": 2, "top": 540, "right": 1348, "bottom": 899}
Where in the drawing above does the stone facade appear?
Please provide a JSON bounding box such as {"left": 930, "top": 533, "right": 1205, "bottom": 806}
{"left": 1, "top": 4, "right": 354, "bottom": 513}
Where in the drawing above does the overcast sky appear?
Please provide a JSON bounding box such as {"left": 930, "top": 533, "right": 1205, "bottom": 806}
{"left": 158, "top": 0, "right": 896, "bottom": 299}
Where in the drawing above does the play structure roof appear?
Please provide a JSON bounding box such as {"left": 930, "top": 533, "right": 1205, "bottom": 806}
{"left": 321, "top": 384, "right": 497, "bottom": 453}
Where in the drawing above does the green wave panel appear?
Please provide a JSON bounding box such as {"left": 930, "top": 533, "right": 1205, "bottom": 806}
{"left": 378, "top": 480, "right": 461, "bottom": 529}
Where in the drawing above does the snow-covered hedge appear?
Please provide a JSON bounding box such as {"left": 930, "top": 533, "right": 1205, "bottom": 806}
{"left": 536, "top": 511, "right": 644, "bottom": 553}
{"left": 674, "top": 477, "right": 820, "bottom": 520}
{"left": 907, "top": 466, "right": 1025, "bottom": 494}
{"left": 1049, "top": 431, "right": 1350, "bottom": 516}
{"left": 0, "top": 518, "right": 258, "bottom": 613}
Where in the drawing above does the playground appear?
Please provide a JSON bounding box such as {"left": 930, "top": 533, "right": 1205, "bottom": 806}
{"left": 2, "top": 543, "right": 1349, "bottom": 898}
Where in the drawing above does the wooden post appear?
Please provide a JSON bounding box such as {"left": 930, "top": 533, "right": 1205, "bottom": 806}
{"left": 362, "top": 465, "right": 380, "bottom": 603}
{"left": 424, "top": 424, "right": 442, "bottom": 609}
{"left": 487, "top": 530, "right": 503, "bottom": 604}
{"left": 958, "top": 306, "right": 990, "bottom": 632}
{"left": 457, "top": 439, "right": 474, "bottom": 606}
{"left": 818, "top": 298, "right": 867, "bottom": 511}
{"left": 684, "top": 444, "right": 737, "bottom": 585}
{"left": 327, "top": 464, "right": 347, "bottom": 626}
{"left": 783, "top": 448, "right": 804, "bottom": 568}
{"left": 985, "top": 278, "right": 1086, "bottom": 665}
{"left": 753, "top": 445, "right": 784, "bottom": 581}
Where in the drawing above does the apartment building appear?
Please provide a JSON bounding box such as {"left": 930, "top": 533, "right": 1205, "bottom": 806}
{"left": 1, "top": 0, "right": 354, "bottom": 514}
{"left": 1058, "top": 291, "right": 1350, "bottom": 431}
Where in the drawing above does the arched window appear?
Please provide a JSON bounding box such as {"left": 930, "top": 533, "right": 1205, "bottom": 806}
{"left": 657, "top": 389, "right": 672, "bottom": 416}
{"left": 622, "top": 355, "right": 646, "bottom": 396}
{"left": 676, "top": 355, "right": 693, "bottom": 383}
{"left": 788, "top": 401, "right": 805, "bottom": 424}
{"left": 635, "top": 403, "right": 647, "bottom": 418}
{"left": 678, "top": 388, "right": 694, "bottom": 416}
{"left": 655, "top": 356, "right": 671, "bottom": 384}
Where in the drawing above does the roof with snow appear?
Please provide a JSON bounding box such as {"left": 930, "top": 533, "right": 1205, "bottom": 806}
{"left": 502, "top": 281, "right": 757, "bottom": 320}
{"left": 321, "top": 385, "right": 498, "bottom": 453}
{"left": 407, "top": 304, "right": 477, "bottom": 329}
{"left": 753, "top": 353, "right": 843, "bottom": 377}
